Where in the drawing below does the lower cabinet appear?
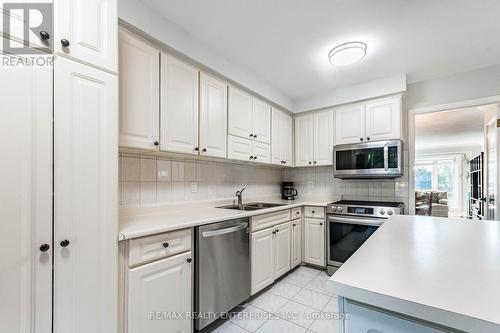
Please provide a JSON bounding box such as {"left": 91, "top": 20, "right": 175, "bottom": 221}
{"left": 251, "top": 221, "right": 291, "bottom": 295}
{"left": 291, "top": 218, "right": 302, "bottom": 268}
{"left": 128, "top": 252, "right": 192, "bottom": 333}
{"left": 304, "top": 217, "right": 325, "bottom": 266}
{"left": 120, "top": 229, "right": 193, "bottom": 333}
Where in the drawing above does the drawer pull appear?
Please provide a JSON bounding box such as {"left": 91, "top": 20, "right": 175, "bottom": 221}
{"left": 162, "top": 242, "right": 169, "bottom": 248}
{"left": 186, "top": 258, "right": 192, "bottom": 263}
{"left": 312, "top": 210, "right": 315, "bottom": 214}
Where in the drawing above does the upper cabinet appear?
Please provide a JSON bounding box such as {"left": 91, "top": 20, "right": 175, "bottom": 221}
{"left": 160, "top": 52, "right": 200, "bottom": 155}
{"left": 54, "top": 0, "right": 118, "bottom": 73}
{"left": 199, "top": 73, "right": 228, "bottom": 158}
{"left": 295, "top": 110, "right": 334, "bottom": 167}
{"left": 335, "top": 96, "right": 402, "bottom": 145}
{"left": 118, "top": 29, "right": 160, "bottom": 150}
{"left": 228, "top": 86, "right": 271, "bottom": 144}
{"left": 272, "top": 108, "right": 293, "bottom": 166}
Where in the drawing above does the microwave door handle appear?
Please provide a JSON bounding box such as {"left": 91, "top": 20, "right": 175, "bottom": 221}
{"left": 293, "top": 189, "right": 298, "bottom": 196}
{"left": 384, "top": 146, "right": 389, "bottom": 171}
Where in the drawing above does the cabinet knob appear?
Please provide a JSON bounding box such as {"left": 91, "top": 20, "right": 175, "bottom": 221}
{"left": 254, "top": 156, "right": 257, "bottom": 160}
{"left": 320, "top": 222, "right": 323, "bottom": 226}
{"left": 249, "top": 156, "right": 254, "bottom": 160}
{"left": 254, "top": 135, "right": 258, "bottom": 139}
{"left": 308, "top": 161, "right": 312, "bottom": 165}
{"left": 360, "top": 137, "right": 364, "bottom": 141}
{"left": 313, "top": 161, "right": 317, "bottom": 165}
{"left": 186, "top": 258, "right": 192, "bottom": 263}
{"left": 61, "top": 39, "right": 70, "bottom": 47}
{"left": 249, "top": 133, "right": 254, "bottom": 138}
{"left": 60, "top": 240, "right": 70, "bottom": 247}
{"left": 367, "top": 137, "right": 370, "bottom": 141}
{"left": 40, "top": 244, "right": 50, "bottom": 252}
{"left": 39, "top": 31, "right": 50, "bottom": 41}
{"left": 292, "top": 223, "right": 296, "bottom": 227}
{"left": 202, "top": 148, "right": 207, "bottom": 152}
{"left": 312, "top": 210, "right": 315, "bottom": 214}
{"left": 153, "top": 141, "right": 159, "bottom": 146}
{"left": 162, "top": 242, "right": 169, "bottom": 248}
{"left": 284, "top": 161, "right": 287, "bottom": 165}
{"left": 194, "top": 147, "right": 199, "bottom": 151}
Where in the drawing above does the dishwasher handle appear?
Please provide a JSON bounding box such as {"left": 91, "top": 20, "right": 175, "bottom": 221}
{"left": 202, "top": 223, "right": 248, "bottom": 238}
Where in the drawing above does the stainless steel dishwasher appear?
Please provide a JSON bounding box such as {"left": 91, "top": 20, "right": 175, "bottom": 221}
{"left": 195, "top": 218, "right": 250, "bottom": 331}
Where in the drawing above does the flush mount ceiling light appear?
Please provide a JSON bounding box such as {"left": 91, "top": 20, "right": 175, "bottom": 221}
{"left": 328, "top": 41, "right": 367, "bottom": 66}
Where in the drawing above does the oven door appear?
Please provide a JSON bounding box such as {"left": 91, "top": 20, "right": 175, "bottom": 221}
{"left": 327, "top": 215, "right": 384, "bottom": 268}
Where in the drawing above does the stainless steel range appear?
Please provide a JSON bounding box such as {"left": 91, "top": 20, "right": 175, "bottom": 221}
{"left": 326, "top": 200, "right": 404, "bottom": 275}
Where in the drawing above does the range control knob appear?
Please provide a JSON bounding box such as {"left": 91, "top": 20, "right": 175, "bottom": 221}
{"left": 330, "top": 205, "right": 337, "bottom": 211}
{"left": 379, "top": 209, "right": 386, "bottom": 215}
{"left": 387, "top": 209, "right": 394, "bottom": 216}
{"left": 337, "top": 206, "right": 343, "bottom": 212}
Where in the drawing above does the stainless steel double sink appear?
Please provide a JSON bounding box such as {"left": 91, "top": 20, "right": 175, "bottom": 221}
{"left": 217, "top": 202, "right": 287, "bottom": 211}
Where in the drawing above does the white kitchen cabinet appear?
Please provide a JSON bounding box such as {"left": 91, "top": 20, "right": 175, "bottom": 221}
{"left": 335, "top": 103, "right": 365, "bottom": 145}
{"left": 228, "top": 86, "right": 271, "bottom": 144}
{"left": 128, "top": 252, "right": 192, "bottom": 333}
{"left": 53, "top": 57, "right": 118, "bottom": 333}
{"left": 199, "top": 72, "right": 228, "bottom": 158}
{"left": 0, "top": 52, "right": 53, "bottom": 333}
{"left": 272, "top": 107, "right": 293, "bottom": 166}
{"left": 251, "top": 228, "right": 275, "bottom": 295}
{"left": 228, "top": 86, "right": 253, "bottom": 138}
{"left": 54, "top": 0, "right": 117, "bottom": 73}
{"left": 118, "top": 28, "right": 160, "bottom": 150}
{"left": 273, "top": 222, "right": 291, "bottom": 278}
{"left": 252, "top": 98, "right": 272, "bottom": 144}
{"left": 295, "top": 111, "right": 334, "bottom": 166}
{"left": 291, "top": 218, "right": 302, "bottom": 268}
{"left": 335, "top": 96, "right": 402, "bottom": 145}
{"left": 304, "top": 218, "right": 325, "bottom": 266}
{"left": 295, "top": 114, "right": 314, "bottom": 167}
{"left": 160, "top": 52, "right": 199, "bottom": 154}
{"left": 314, "top": 110, "right": 335, "bottom": 166}
{"left": 365, "top": 96, "right": 401, "bottom": 142}
{"left": 228, "top": 135, "right": 271, "bottom": 164}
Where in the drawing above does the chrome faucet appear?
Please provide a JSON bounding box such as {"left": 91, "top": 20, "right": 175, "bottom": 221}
{"left": 235, "top": 187, "right": 246, "bottom": 207}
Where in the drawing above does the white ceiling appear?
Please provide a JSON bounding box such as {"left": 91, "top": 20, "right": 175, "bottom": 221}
{"left": 142, "top": 0, "right": 500, "bottom": 102}
{"left": 415, "top": 108, "right": 484, "bottom": 151}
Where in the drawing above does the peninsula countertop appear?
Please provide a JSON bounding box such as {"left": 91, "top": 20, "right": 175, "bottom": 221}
{"left": 119, "top": 197, "right": 334, "bottom": 240}
{"left": 329, "top": 215, "right": 500, "bottom": 332}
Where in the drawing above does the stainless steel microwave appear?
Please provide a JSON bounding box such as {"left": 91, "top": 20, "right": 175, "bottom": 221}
{"left": 333, "top": 139, "right": 403, "bottom": 179}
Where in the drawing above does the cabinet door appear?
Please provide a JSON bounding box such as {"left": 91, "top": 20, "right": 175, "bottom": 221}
{"left": 118, "top": 29, "right": 159, "bottom": 150}
{"left": 335, "top": 104, "right": 365, "bottom": 145}
{"left": 295, "top": 115, "right": 314, "bottom": 166}
{"left": 291, "top": 219, "right": 302, "bottom": 268}
{"left": 271, "top": 108, "right": 283, "bottom": 165}
{"left": 199, "top": 72, "right": 227, "bottom": 158}
{"left": 252, "top": 142, "right": 271, "bottom": 164}
{"left": 0, "top": 52, "right": 52, "bottom": 333}
{"left": 282, "top": 112, "right": 293, "bottom": 166}
{"left": 54, "top": 0, "right": 117, "bottom": 72}
{"left": 228, "top": 86, "right": 253, "bottom": 139}
{"left": 54, "top": 57, "right": 118, "bottom": 333}
{"left": 365, "top": 96, "right": 401, "bottom": 141}
{"left": 304, "top": 218, "right": 325, "bottom": 266}
{"left": 251, "top": 228, "right": 275, "bottom": 295}
{"left": 274, "top": 222, "right": 291, "bottom": 278}
{"left": 228, "top": 135, "right": 253, "bottom": 162}
{"left": 313, "top": 110, "right": 334, "bottom": 166}
{"left": 160, "top": 53, "right": 199, "bottom": 154}
{"left": 252, "top": 98, "right": 271, "bottom": 144}
{"left": 128, "top": 252, "right": 192, "bottom": 333}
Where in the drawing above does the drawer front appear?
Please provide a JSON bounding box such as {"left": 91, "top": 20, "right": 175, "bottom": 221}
{"left": 251, "top": 209, "right": 290, "bottom": 232}
{"left": 304, "top": 206, "right": 325, "bottom": 219}
{"left": 291, "top": 207, "right": 302, "bottom": 220}
{"left": 129, "top": 229, "right": 191, "bottom": 267}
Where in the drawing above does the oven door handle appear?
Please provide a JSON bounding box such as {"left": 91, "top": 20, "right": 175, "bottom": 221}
{"left": 327, "top": 216, "right": 384, "bottom": 226}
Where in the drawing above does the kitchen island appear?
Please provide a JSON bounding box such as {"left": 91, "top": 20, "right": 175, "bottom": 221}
{"left": 329, "top": 215, "right": 500, "bottom": 332}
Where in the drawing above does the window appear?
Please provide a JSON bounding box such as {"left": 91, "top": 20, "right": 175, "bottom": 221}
{"left": 415, "top": 154, "right": 462, "bottom": 210}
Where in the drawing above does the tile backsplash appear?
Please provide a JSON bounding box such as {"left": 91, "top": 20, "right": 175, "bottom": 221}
{"left": 119, "top": 154, "right": 282, "bottom": 206}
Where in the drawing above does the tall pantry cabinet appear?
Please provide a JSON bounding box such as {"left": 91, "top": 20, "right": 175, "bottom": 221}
{"left": 0, "top": 0, "right": 119, "bottom": 332}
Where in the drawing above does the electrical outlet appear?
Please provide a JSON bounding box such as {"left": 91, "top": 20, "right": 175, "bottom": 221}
{"left": 191, "top": 182, "right": 197, "bottom": 193}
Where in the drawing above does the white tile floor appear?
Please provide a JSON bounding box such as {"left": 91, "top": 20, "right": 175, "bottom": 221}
{"left": 207, "top": 266, "right": 343, "bottom": 333}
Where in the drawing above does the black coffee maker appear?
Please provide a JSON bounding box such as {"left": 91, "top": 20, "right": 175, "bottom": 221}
{"left": 281, "top": 182, "right": 298, "bottom": 200}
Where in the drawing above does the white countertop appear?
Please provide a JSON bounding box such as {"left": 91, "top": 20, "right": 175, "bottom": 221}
{"left": 119, "top": 197, "right": 332, "bottom": 240}
{"left": 329, "top": 215, "right": 500, "bottom": 332}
